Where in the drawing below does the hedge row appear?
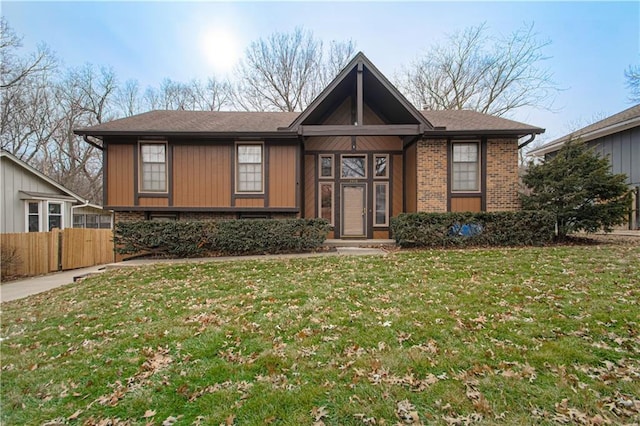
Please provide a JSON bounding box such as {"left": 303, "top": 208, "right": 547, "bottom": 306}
{"left": 114, "top": 218, "right": 332, "bottom": 257}
{"left": 390, "top": 211, "right": 555, "bottom": 248}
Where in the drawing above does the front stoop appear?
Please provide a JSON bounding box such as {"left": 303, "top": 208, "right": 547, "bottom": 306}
{"left": 323, "top": 239, "right": 396, "bottom": 248}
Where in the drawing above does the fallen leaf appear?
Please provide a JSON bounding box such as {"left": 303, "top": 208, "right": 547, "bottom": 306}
{"left": 142, "top": 409, "right": 156, "bottom": 418}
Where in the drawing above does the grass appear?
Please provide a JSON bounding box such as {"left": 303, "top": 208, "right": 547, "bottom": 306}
{"left": 1, "top": 241, "right": 639, "bottom": 425}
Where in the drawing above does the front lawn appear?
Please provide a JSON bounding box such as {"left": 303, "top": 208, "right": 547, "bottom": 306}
{"left": 1, "top": 242, "right": 639, "bottom": 425}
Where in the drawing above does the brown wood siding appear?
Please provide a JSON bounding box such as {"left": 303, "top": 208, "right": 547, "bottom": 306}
{"left": 306, "top": 136, "right": 351, "bottom": 151}
{"left": 173, "top": 145, "right": 232, "bottom": 207}
{"left": 392, "top": 154, "right": 404, "bottom": 216}
{"left": 106, "top": 143, "right": 134, "bottom": 206}
{"left": 139, "top": 197, "right": 169, "bottom": 207}
{"left": 404, "top": 144, "right": 417, "bottom": 212}
{"left": 451, "top": 197, "right": 482, "bottom": 212}
{"left": 322, "top": 98, "right": 351, "bottom": 125}
{"left": 357, "top": 135, "right": 402, "bottom": 151}
{"left": 304, "top": 155, "right": 316, "bottom": 218}
{"left": 235, "top": 198, "right": 264, "bottom": 208}
{"left": 373, "top": 230, "right": 389, "bottom": 239}
{"left": 363, "top": 103, "right": 384, "bottom": 125}
{"left": 268, "top": 145, "right": 297, "bottom": 207}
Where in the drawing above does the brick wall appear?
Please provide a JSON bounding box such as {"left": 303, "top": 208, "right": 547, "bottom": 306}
{"left": 114, "top": 211, "right": 145, "bottom": 223}
{"left": 485, "top": 139, "right": 520, "bottom": 211}
{"left": 416, "top": 139, "right": 448, "bottom": 212}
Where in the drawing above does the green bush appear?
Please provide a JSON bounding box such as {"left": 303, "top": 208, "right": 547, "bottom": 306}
{"left": 114, "top": 218, "right": 331, "bottom": 257}
{"left": 390, "top": 211, "right": 555, "bottom": 248}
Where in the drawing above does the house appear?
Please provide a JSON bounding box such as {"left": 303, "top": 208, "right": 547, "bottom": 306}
{"left": 74, "top": 52, "right": 544, "bottom": 240}
{"left": 0, "top": 150, "right": 112, "bottom": 233}
{"left": 529, "top": 104, "right": 640, "bottom": 229}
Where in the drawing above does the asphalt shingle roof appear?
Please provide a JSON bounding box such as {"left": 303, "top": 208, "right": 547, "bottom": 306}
{"left": 75, "top": 109, "right": 542, "bottom": 135}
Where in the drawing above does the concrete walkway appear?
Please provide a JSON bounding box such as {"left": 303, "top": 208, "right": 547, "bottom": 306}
{"left": 1, "top": 247, "right": 387, "bottom": 303}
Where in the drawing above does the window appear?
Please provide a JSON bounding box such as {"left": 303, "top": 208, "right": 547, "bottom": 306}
{"left": 48, "top": 202, "right": 62, "bottom": 230}
{"left": 319, "top": 183, "right": 334, "bottom": 225}
{"left": 452, "top": 143, "right": 480, "bottom": 192}
{"left": 27, "top": 202, "right": 40, "bottom": 232}
{"left": 341, "top": 155, "right": 367, "bottom": 178}
{"left": 374, "top": 154, "right": 389, "bottom": 178}
{"left": 72, "top": 214, "right": 112, "bottom": 229}
{"left": 237, "top": 144, "right": 263, "bottom": 193}
{"left": 319, "top": 155, "right": 334, "bottom": 178}
{"left": 374, "top": 183, "right": 389, "bottom": 226}
{"left": 140, "top": 143, "right": 167, "bottom": 192}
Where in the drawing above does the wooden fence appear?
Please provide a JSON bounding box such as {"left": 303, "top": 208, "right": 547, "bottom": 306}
{"left": 1, "top": 229, "right": 114, "bottom": 279}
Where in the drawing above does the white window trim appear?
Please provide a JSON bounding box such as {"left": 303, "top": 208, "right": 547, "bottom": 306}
{"left": 318, "top": 154, "right": 334, "bottom": 179}
{"left": 47, "top": 201, "right": 64, "bottom": 230}
{"left": 138, "top": 140, "right": 169, "bottom": 194}
{"left": 318, "top": 182, "right": 335, "bottom": 225}
{"left": 340, "top": 154, "right": 368, "bottom": 179}
{"left": 25, "top": 200, "right": 42, "bottom": 233}
{"left": 451, "top": 141, "right": 481, "bottom": 193}
{"left": 373, "top": 154, "right": 389, "bottom": 179}
{"left": 373, "top": 182, "right": 389, "bottom": 227}
{"left": 235, "top": 142, "right": 265, "bottom": 194}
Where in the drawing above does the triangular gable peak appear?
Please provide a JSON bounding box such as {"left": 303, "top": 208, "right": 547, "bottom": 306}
{"left": 284, "top": 52, "right": 432, "bottom": 136}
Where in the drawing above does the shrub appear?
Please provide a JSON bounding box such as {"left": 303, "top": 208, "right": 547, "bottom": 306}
{"left": 1, "top": 244, "right": 23, "bottom": 280}
{"left": 114, "top": 218, "right": 331, "bottom": 257}
{"left": 114, "top": 221, "right": 218, "bottom": 258}
{"left": 390, "top": 211, "right": 555, "bottom": 248}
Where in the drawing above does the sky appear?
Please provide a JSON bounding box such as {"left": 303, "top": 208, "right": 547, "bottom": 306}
{"left": 3, "top": 1, "right": 639, "bottom": 145}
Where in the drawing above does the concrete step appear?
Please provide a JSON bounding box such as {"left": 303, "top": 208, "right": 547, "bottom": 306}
{"left": 324, "top": 239, "right": 396, "bottom": 248}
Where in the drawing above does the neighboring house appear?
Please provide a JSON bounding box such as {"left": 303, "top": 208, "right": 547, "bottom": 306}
{"left": 74, "top": 52, "right": 544, "bottom": 240}
{"left": 529, "top": 104, "right": 640, "bottom": 229}
{"left": 0, "top": 150, "right": 112, "bottom": 233}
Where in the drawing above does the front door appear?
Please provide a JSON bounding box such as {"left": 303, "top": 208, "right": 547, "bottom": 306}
{"left": 342, "top": 184, "right": 366, "bottom": 237}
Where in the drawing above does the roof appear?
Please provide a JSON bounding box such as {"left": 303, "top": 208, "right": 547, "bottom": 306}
{"left": 0, "top": 150, "right": 87, "bottom": 204}
{"left": 422, "top": 110, "right": 544, "bottom": 134}
{"left": 75, "top": 109, "right": 542, "bottom": 138}
{"left": 529, "top": 104, "right": 640, "bottom": 157}
{"left": 285, "top": 52, "right": 432, "bottom": 130}
{"left": 75, "top": 110, "right": 301, "bottom": 135}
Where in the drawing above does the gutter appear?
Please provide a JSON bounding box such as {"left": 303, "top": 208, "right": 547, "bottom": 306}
{"left": 517, "top": 133, "right": 537, "bottom": 150}
{"left": 71, "top": 199, "right": 91, "bottom": 226}
{"left": 83, "top": 135, "right": 104, "bottom": 151}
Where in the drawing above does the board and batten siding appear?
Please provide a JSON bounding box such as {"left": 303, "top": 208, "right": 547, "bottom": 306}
{"left": 106, "top": 143, "right": 135, "bottom": 206}
{"left": 268, "top": 145, "right": 297, "bottom": 208}
{"left": 1, "top": 156, "right": 74, "bottom": 233}
{"left": 172, "top": 144, "right": 232, "bottom": 207}
{"left": 588, "top": 127, "right": 640, "bottom": 186}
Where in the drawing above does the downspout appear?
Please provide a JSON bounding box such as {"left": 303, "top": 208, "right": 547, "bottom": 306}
{"left": 83, "top": 135, "right": 104, "bottom": 151}
{"left": 517, "top": 133, "right": 537, "bottom": 150}
{"left": 71, "top": 199, "right": 90, "bottom": 228}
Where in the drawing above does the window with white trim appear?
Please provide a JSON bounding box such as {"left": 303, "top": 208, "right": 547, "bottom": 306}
{"left": 374, "top": 182, "right": 389, "bottom": 226}
{"left": 319, "top": 182, "right": 334, "bottom": 225}
{"left": 452, "top": 142, "right": 480, "bottom": 192}
{"left": 140, "top": 142, "right": 167, "bottom": 192}
{"left": 27, "top": 201, "right": 40, "bottom": 232}
{"left": 236, "top": 144, "right": 263, "bottom": 193}
{"left": 48, "top": 202, "right": 62, "bottom": 230}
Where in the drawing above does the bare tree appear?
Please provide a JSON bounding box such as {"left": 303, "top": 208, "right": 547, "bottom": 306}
{"left": 0, "top": 18, "right": 56, "bottom": 90}
{"left": 1, "top": 18, "right": 59, "bottom": 161}
{"left": 233, "top": 27, "right": 355, "bottom": 112}
{"left": 190, "top": 77, "right": 232, "bottom": 111}
{"left": 625, "top": 64, "right": 640, "bottom": 103}
{"left": 115, "top": 79, "right": 143, "bottom": 117}
{"left": 398, "top": 23, "right": 558, "bottom": 116}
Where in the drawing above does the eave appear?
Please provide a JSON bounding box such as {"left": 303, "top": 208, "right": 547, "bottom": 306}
{"left": 74, "top": 130, "right": 300, "bottom": 140}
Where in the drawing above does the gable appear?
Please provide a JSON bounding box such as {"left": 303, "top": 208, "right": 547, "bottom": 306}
{"left": 286, "top": 52, "right": 431, "bottom": 135}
